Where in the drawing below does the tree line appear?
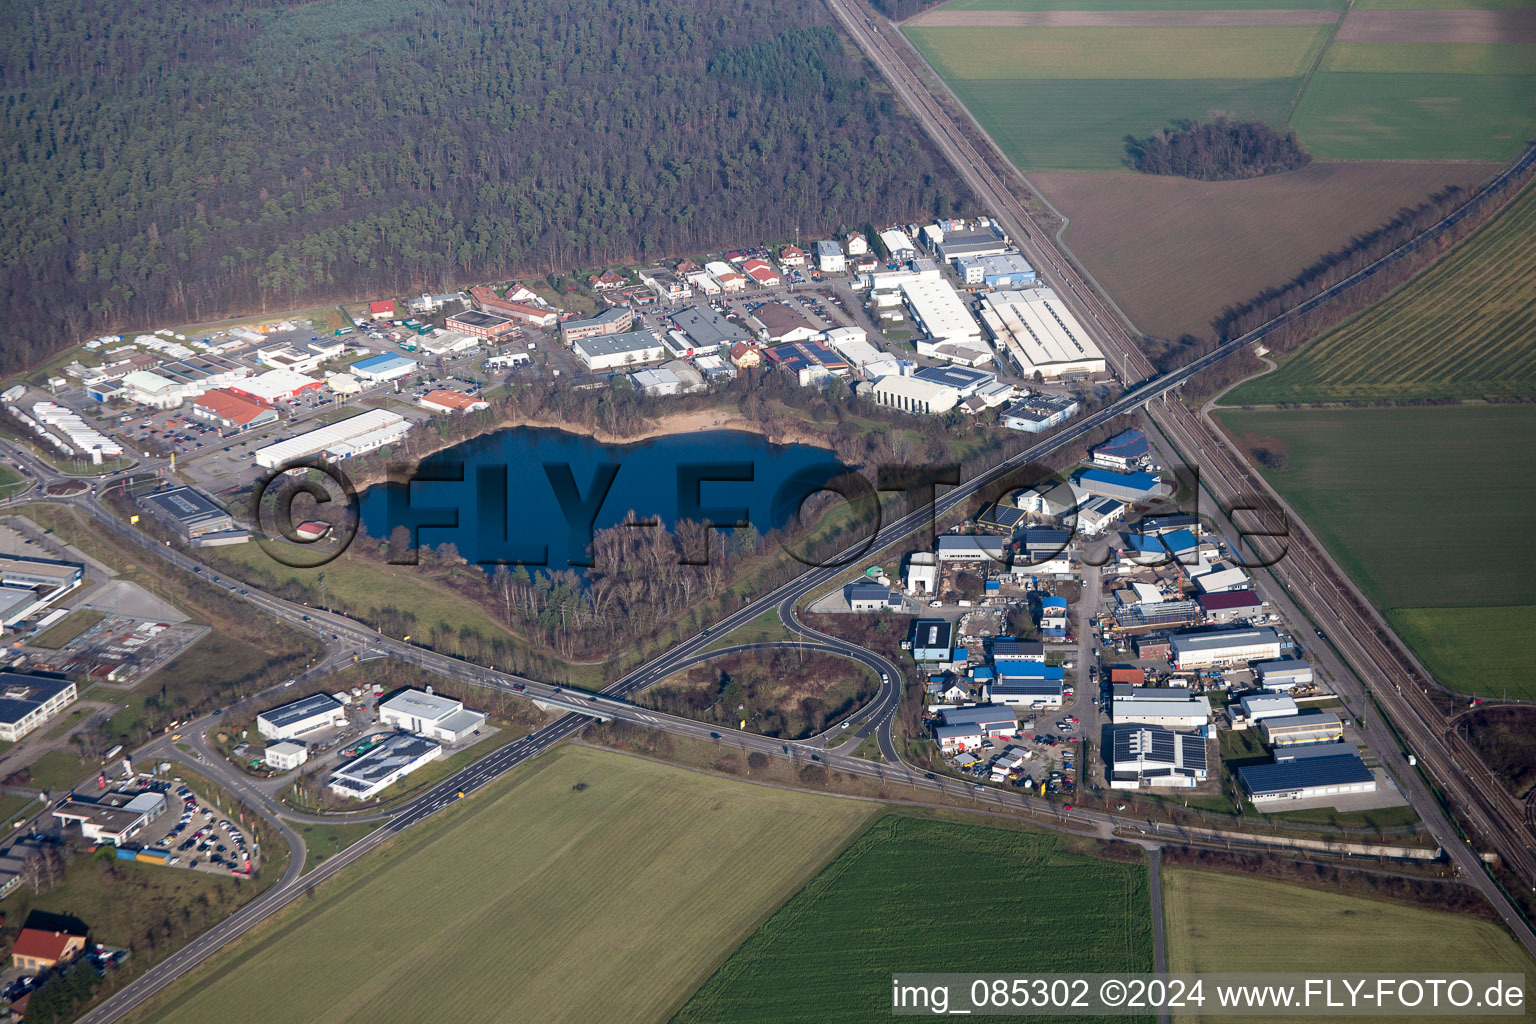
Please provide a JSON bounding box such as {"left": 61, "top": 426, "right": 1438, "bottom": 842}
{"left": 1124, "top": 118, "right": 1311, "bottom": 182}
{"left": 0, "top": 0, "right": 968, "bottom": 374}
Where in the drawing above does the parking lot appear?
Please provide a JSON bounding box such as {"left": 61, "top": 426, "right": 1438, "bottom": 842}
{"left": 140, "top": 781, "right": 258, "bottom": 876}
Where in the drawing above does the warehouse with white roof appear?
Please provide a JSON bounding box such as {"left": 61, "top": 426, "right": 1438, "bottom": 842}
{"left": 379, "top": 688, "right": 487, "bottom": 742}
{"left": 979, "top": 289, "right": 1106, "bottom": 380}
{"left": 899, "top": 278, "right": 981, "bottom": 345}
{"left": 254, "top": 409, "right": 411, "bottom": 469}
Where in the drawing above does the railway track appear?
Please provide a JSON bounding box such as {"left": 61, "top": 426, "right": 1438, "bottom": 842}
{"left": 826, "top": 0, "right": 1536, "bottom": 917}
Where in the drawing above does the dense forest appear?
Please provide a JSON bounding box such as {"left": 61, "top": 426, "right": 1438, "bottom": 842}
{"left": 0, "top": 0, "right": 967, "bottom": 372}
{"left": 1124, "top": 119, "right": 1311, "bottom": 181}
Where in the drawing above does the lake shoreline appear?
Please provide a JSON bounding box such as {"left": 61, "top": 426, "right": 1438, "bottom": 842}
{"left": 343, "top": 406, "right": 836, "bottom": 491}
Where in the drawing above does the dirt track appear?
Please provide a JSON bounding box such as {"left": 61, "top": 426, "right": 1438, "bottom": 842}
{"left": 905, "top": 9, "right": 1340, "bottom": 28}
{"left": 1336, "top": 9, "right": 1536, "bottom": 44}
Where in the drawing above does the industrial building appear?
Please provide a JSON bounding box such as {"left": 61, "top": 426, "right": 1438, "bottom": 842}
{"left": 911, "top": 364, "right": 995, "bottom": 398}
{"left": 1255, "top": 659, "right": 1314, "bottom": 691}
{"left": 1199, "top": 590, "right": 1265, "bottom": 624}
{"left": 328, "top": 733, "right": 442, "bottom": 800}
{"left": 747, "top": 302, "right": 819, "bottom": 344}
{"left": 1238, "top": 693, "right": 1299, "bottom": 723}
{"left": 704, "top": 261, "right": 747, "bottom": 292}
{"left": 992, "top": 639, "right": 1044, "bottom": 663}
{"left": 254, "top": 409, "right": 411, "bottom": 468}
{"left": 1240, "top": 750, "right": 1375, "bottom": 804}
{"left": 1001, "top": 392, "right": 1079, "bottom": 433}
{"left": 139, "top": 485, "right": 234, "bottom": 539}
{"left": 878, "top": 228, "right": 916, "bottom": 261}
{"left": 669, "top": 306, "right": 748, "bottom": 354}
{"left": 0, "top": 556, "right": 86, "bottom": 630}
{"left": 865, "top": 375, "right": 959, "bottom": 415}
{"left": 1261, "top": 710, "right": 1343, "bottom": 747}
{"left": 227, "top": 369, "right": 323, "bottom": 404}
{"left": 899, "top": 277, "right": 981, "bottom": 345}
{"left": 263, "top": 741, "right": 308, "bottom": 771}
{"left": 631, "top": 367, "right": 683, "bottom": 396}
{"left": 936, "top": 535, "right": 1008, "bottom": 564}
{"left": 572, "top": 330, "right": 666, "bottom": 371}
{"left": 988, "top": 678, "right": 1063, "bottom": 708}
{"left": 1109, "top": 726, "right": 1208, "bottom": 789}
{"left": 419, "top": 390, "right": 490, "bottom": 414}
{"left": 934, "top": 704, "right": 1018, "bottom": 752}
{"left": 978, "top": 289, "right": 1105, "bottom": 380}
{"left": 257, "top": 692, "right": 347, "bottom": 740}
{"left": 910, "top": 619, "right": 953, "bottom": 662}
{"left": 1169, "top": 627, "right": 1283, "bottom": 669}
{"left": 764, "top": 341, "right": 848, "bottom": 386}
{"left": 845, "top": 582, "right": 902, "bottom": 612}
{"left": 349, "top": 353, "right": 419, "bottom": 382}
{"left": 446, "top": 310, "right": 518, "bottom": 339}
{"left": 379, "top": 689, "right": 487, "bottom": 743}
{"left": 904, "top": 553, "right": 937, "bottom": 595}
{"left": 191, "top": 388, "right": 279, "bottom": 432}
{"left": 1194, "top": 566, "right": 1250, "bottom": 594}
{"left": 1074, "top": 468, "right": 1165, "bottom": 504}
{"left": 953, "top": 252, "right": 1036, "bottom": 289}
{"left": 934, "top": 223, "right": 1009, "bottom": 261}
{"left": 1091, "top": 428, "right": 1150, "bottom": 469}
{"left": 1112, "top": 695, "right": 1210, "bottom": 728}
{"left": 815, "top": 240, "right": 845, "bottom": 273}
{"left": 559, "top": 307, "right": 634, "bottom": 341}
{"left": 0, "top": 673, "right": 79, "bottom": 742}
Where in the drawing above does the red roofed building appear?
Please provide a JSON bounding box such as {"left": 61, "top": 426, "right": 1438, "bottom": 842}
{"left": 369, "top": 300, "right": 395, "bottom": 317}
{"left": 419, "top": 389, "right": 491, "bottom": 414}
{"left": 470, "top": 286, "right": 558, "bottom": 326}
{"left": 1109, "top": 668, "right": 1145, "bottom": 685}
{"left": 778, "top": 245, "right": 806, "bottom": 268}
{"left": 12, "top": 928, "right": 87, "bottom": 972}
{"left": 192, "top": 388, "right": 279, "bottom": 432}
{"left": 741, "top": 258, "right": 780, "bottom": 286}
{"left": 587, "top": 269, "right": 627, "bottom": 291}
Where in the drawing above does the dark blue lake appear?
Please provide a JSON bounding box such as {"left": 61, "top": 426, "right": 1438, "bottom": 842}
{"left": 359, "top": 427, "right": 848, "bottom": 570}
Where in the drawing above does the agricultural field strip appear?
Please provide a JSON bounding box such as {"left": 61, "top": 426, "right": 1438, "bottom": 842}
{"left": 908, "top": 25, "right": 1333, "bottom": 79}
{"left": 1334, "top": 7, "right": 1536, "bottom": 42}
{"left": 136, "top": 747, "right": 876, "bottom": 1024}
{"left": 1324, "top": 41, "right": 1536, "bottom": 73}
{"left": 1229, "top": 181, "right": 1536, "bottom": 402}
{"left": 908, "top": 10, "right": 1341, "bottom": 26}
{"left": 674, "top": 816, "right": 1153, "bottom": 1023}
{"left": 1162, "top": 868, "right": 1535, "bottom": 1024}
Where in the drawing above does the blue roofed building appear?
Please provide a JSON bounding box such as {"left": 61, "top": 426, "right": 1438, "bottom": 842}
{"left": 1091, "top": 428, "right": 1150, "bottom": 470}
{"left": 349, "top": 353, "right": 419, "bottom": 382}
{"left": 1239, "top": 751, "right": 1376, "bottom": 805}
{"left": 911, "top": 619, "right": 953, "bottom": 662}
{"left": 1074, "top": 468, "right": 1165, "bottom": 503}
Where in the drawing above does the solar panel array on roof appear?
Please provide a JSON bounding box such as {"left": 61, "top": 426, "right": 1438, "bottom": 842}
{"left": 976, "top": 502, "right": 1026, "bottom": 531}
{"left": 1240, "top": 753, "right": 1372, "bottom": 796}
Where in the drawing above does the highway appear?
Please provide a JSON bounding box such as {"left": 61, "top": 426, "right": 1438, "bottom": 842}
{"left": 5, "top": 7, "right": 1528, "bottom": 1010}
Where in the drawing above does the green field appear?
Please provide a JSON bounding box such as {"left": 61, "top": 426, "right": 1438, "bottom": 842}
{"left": 0, "top": 465, "right": 26, "bottom": 500}
{"left": 674, "top": 815, "right": 1153, "bottom": 1023}
{"left": 913, "top": 27, "right": 1330, "bottom": 80}
{"left": 935, "top": 77, "right": 1300, "bottom": 170}
{"left": 136, "top": 746, "right": 876, "bottom": 1024}
{"left": 1216, "top": 405, "right": 1536, "bottom": 697}
{"left": 1291, "top": 72, "right": 1536, "bottom": 162}
{"left": 1163, "top": 868, "right": 1534, "bottom": 1023}
{"left": 1323, "top": 42, "right": 1536, "bottom": 76}
{"left": 908, "top": 1, "right": 1536, "bottom": 167}
{"left": 1230, "top": 181, "right": 1536, "bottom": 404}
